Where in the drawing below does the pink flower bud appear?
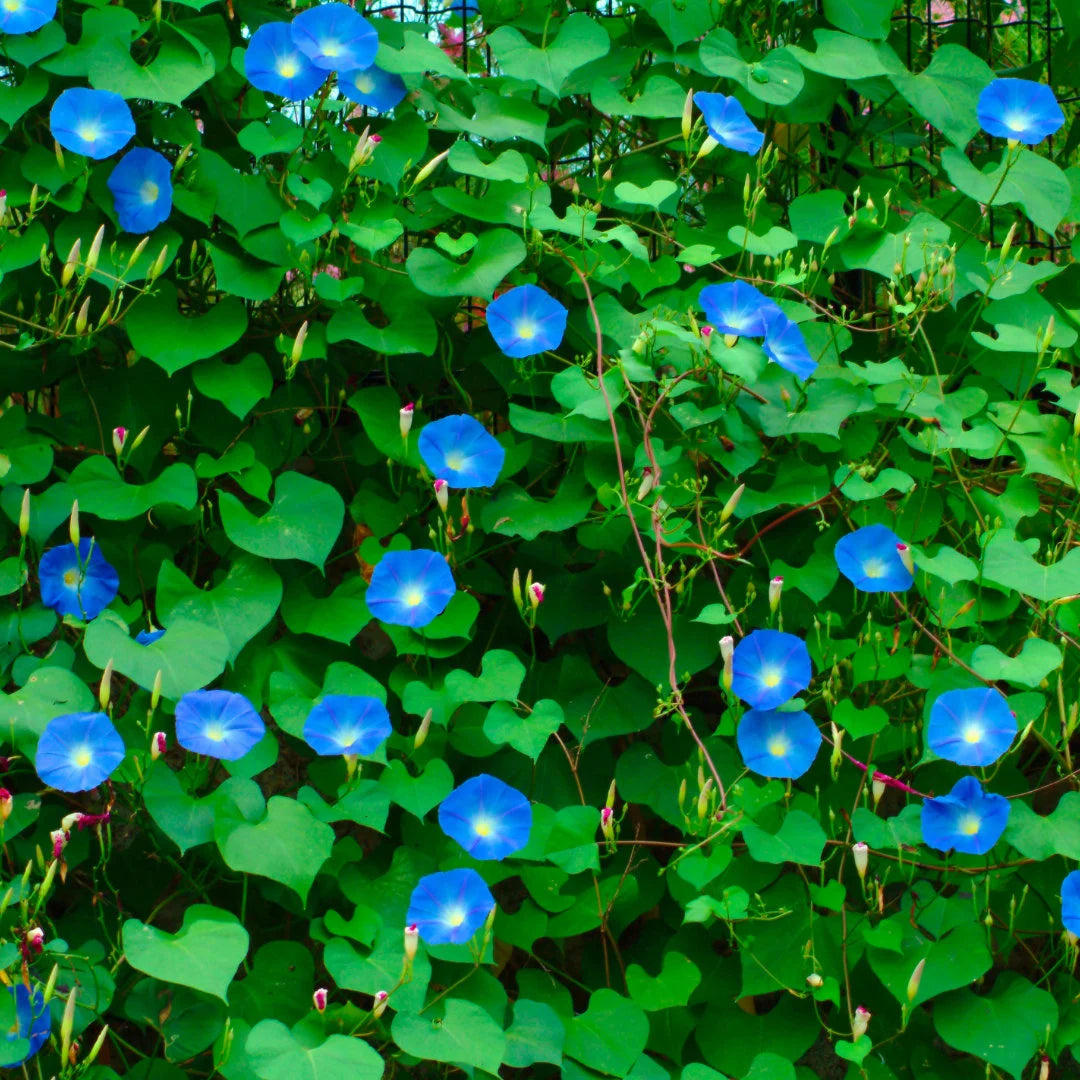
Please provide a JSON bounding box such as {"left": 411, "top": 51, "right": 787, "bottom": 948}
{"left": 51, "top": 829, "right": 69, "bottom": 860}
{"left": 370, "top": 134, "right": 383, "bottom": 144}
{"left": 404, "top": 924, "right": 419, "bottom": 963}
{"left": 151, "top": 732, "right": 167, "bottom": 760}
{"left": 112, "top": 427, "right": 127, "bottom": 455}
{"left": 373, "top": 990, "right": 389, "bottom": 1018}
{"left": 434, "top": 478, "right": 449, "bottom": 513}
{"left": 400, "top": 402, "right": 414, "bottom": 439}
{"left": 61, "top": 812, "right": 81, "bottom": 832}
{"left": 852, "top": 1005, "right": 871, "bottom": 1040}
{"left": 768, "top": 575, "right": 783, "bottom": 613}
{"left": 529, "top": 582, "right": 545, "bottom": 608}
{"left": 853, "top": 841, "right": 869, "bottom": 880}
{"left": 700, "top": 325, "right": 713, "bottom": 339}
{"left": 896, "top": 542, "right": 915, "bottom": 576}
{"left": 26, "top": 927, "right": 44, "bottom": 953}
{"left": 0, "top": 789, "right": 12, "bottom": 823}
{"left": 313, "top": 988, "right": 328, "bottom": 1013}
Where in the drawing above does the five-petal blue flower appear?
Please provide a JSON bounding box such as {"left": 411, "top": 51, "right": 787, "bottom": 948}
{"left": 1062, "top": 871, "right": 1080, "bottom": 937}
{"left": 699, "top": 282, "right": 781, "bottom": 338}
{"left": 921, "top": 775, "right": 1010, "bottom": 855}
{"left": 737, "top": 708, "right": 821, "bottom": 780}
{"left": 3, "top": 985, "right": 50, "bottom": 1068}
{"left": 927, "top": 687, "right": 1016, "bottom": 767}
{"left": 245, "top": 22, "right": 326, "bottom": 101}
{"left": 49, "top": 88, "right": 135, "bottom": 159}
{"left": 291, "top": 3, "right": 378, "bottom": 72}
{"left": 487, "top": 285, "right": 568, "bottom": 358}
{"left": 0, "top": 0, "right": 56, "bottom": 35}
{"left": 977, "top": 78, "right": 1064, "bottom": 144}
{"left": 303, "top": 695, "right": 392, "bottom": 757}
{"left": 366, "top": 549, "right": 456, "bottom": 628}
{"left": 419, "top": 415, "right": 505, "bottom": 489}
{"left": 693, "top": 92, "right": 764, "bottom": 155}
{"left": 39, "top": 539, "right": 119, "bottom": 621}
{"left": 35, "top": 711, "right": 125, "bottom": 793}
{"left": 731, "top": 629, "right": 812, "bottom": 710}
{"left": 108, "top": 148, "right": 173, "bottom": 234}
{"left": 438, "top": 774, "right": 532, "bottom": 860}
{"left": 834, "top": 524, "right": 914, "bottom": 593}
{"left": 338, "top": 64, "right": 407, "bottom": 110}
{"left": 406, "top": 868, "right": 495, "bottom": 945}
{"left": 761, "top": 309, "right": 816, "bottom": 380}
{"left": 175, "top": 689, "right": 266, "bottom": 760}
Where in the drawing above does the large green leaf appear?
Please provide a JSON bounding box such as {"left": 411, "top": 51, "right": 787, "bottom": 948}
{"left": 392, "top": 999, "right": 507, "bottom": 1074}
{"left": 406, "top": 229, "right": 526, "bottom": 300}
{"left": 246, "top": 1019, "right": 385, "bottom": 1080}
{"left": 487, "top": 14, "right": 610, "bottom": 96}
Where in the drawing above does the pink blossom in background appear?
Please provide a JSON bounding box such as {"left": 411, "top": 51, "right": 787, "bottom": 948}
{"left": 315, "top": 265, "right": 343, "bottom": 280}
{"left": 999, "top": 0, "right": 1024, "bottom": 23}
{"left": 930, "top": 0, "right": 954, "bottom": 22}
{"left": 438, "top": 23, "right": 464, "bottom": 59}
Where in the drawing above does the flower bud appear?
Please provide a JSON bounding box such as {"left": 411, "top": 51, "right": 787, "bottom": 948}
{"left": 896, "top": 543, "right": 915, "bottom": 576}
{"left": 404, "top": 923, "right": 419, "bottom": 964}
{"left": 720, "top": 635, "right": 734, "bottom": 690}
{"left": 0, "top": 189, "right": 6, "bottom": 222}
{"left": 412, "top": 147, "right": 451, "bottom": 189}
{"left": 19, "top": 489, "right": 30, "bottom": 538}
{"left": 148, "top": 243, "right": 170, "bottom": 282}
{"left": 1039, "top": 1056, "right": 1050, "bottom": 1080}
{"left": 40, "top": 856, "right": 58, "bottom": 901}
{"left": 906, "top": 957, "right": 925, "bottom": 1002}
{"left": 69, "top": 499, "right": 80, "bottom": 546}
{"left": 681, "top": 87, "right": 694, "bottom": 145}
{"left": 696, "top": 778, "right": 713, "bottom": 820}
{"left": 313, "top": 988, "right": 328, "bottom": 1013}
{"left": 852, "top": 1005, "right": 871, "bottom": 1040}
{"left": 60, "top": 987, "right": 78, "bottom": 1064}
{"left": 151, "top": 732, "right": 167, "bottom": 760}
{"left": 85, "top": 1024, "right": 109, "bottom": 1066}
{"left": 605, "top": 779, "right": 616, "bottom": 810}
{"left": 27, "top": 927, "right": 45, "bottom": 953}
{"left": 112, "top": 427, "right": 128, "bottom": 456}
{"left": 291, "top": 320, "right": 309, "bottom": 365}
{"left": 414, "top": 708, "right": 432, "bottom": 750}
{"left": 61, "top": 238, "right": 81, "bottom": 287}
{"left": 85, "top": 225, "right": 105, "bottom": 277}
{"left": 872, "top": 777, "right": 885, "bottom": 806}
{"left": 512, "top": 567, "right": 523, "bottom": 612}
{"left": 75, "top": 296, "right": 91, "bottom": 335}
{"left": 151, "top": 669, "right": 163, "bottom": 712}
{"left": 61, "top": 812, "right": 81, "bottom": 832}
{"left": 434, "top": 478, "right": 448, "bottom": 513}
{"left": 768, "top": 576, "right": 783, "bottom": 614}
{"left": 806, "top": 973, "right": 824, "bottom": 988}
{"left": 124, "top": 235, "right": 151, "bottom": 274}
{"left": 51, "top": 829, "right": 69, "bottom": 859}
{"left": 720, "top": 484, "right": 745, "bottom": 524}
{"left": 529, "top": 582, "right": 545, "bottom": 608}
{"left": 42, "top": 964, "right": 59, "bottom": 1005}
{"left": 99, "top": 658, "right": 113, "bottom": 710}
{"left": 0, "top": 790, "right": 12, "bottom": 823}
{"left": 400, "top": 402, "right": 414, "bottom": 439}
{"left": 637, "top": 467, "right": 656, "bottom": 502}
{"left": 724, "top": 332, "right": 739, "bottom": 348}
{"left": 853, "top": 841, "right": 869, "bottom": 880}
{"left": 600, "top": 806, "right": 615, "bottom": 842}
{"left": 373, "top": 990, "right": 389, "bottom": 1018}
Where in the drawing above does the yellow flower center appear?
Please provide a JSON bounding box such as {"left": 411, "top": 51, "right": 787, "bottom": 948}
{"left": 77, "top": 123, "right": 100, "bottom": 143}
{"left": 140, "top": 180, "right": 159, "bottom": 204}
{"left": 63, "top": 568, "right": 79, "bottom": 588}
{"left": 444, "top": 452, "right": 466, "bottom": 471}
{"left": 205, "top": 724, "right": 225, "bottom": 742}
{"left": 767, "top": 735, "right": 789, "bottom": 758}
{"left": 277, "top": 59, "right": 298, "bottom": 78}
{"left": 761, "top": 668, "right": 782, "bottom": 689}
{"left": 959, "top": 814, "right": 981, "bottom": 836}
{"left": 336, "top": 730, "right": 358, "bottom": 748}
{"left": 321, "top": 40, "right": 341, "bottom": 57}
{"left": 446, "top": 908, "right": 466, "bottom": 928}
{"left": 355, "top": 74, "right": 375, "bottom": 93}
{"left": 474, "top": 817, "right": 493, "bottom": 837}
{"left": 74, "top": 748, "right": 93, "bottom": 768}
{"left": 3, "top": 0, "right": 22, "bottom": 12}
{"left": 963, "top": 725, "right": 983, "bottom": 745}
{"left": 404, "top": 589, "right": 425, "bottom": 607}
{"left": 863, "top": 558, "right": 885, "bottom": 579}
{"left": 516, "top": 321, "right": 536, "bottom": 340}
{"left": 1004, "top": 114, "right": 1027, "bottom": 133}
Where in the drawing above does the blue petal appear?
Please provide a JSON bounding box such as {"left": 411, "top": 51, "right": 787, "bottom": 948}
{"left": 338, "top": 64, "right": 407, "bottom": 110}
{"left": 737, "top": 708, "right": 821, "bottom": 779}
{"left": 926, "top": 687, "right": 1016, "bottom": 767}
{"left": 1062, "top": 871, "right": 1080, "bottom": 937}
{"left": 698, "top": 282, "right": 781, "bottom": 337}
{"left": 693, "top": 92, "right": 764, "bottom": 155}
{"left": 730, "top": 629, "right": 812, "bottom": 710}
{"left": 834, "top": 524, "right": 914, "bottom": 593}
{"left": 365, "top": 549, "right": 456, "bottom": 628}
{"left": 39, "top": 539, "right": 119, "bottom": 621}
{"left": 921, "top": 775, "right": 1010, "bottom": 855}
{"left": 418, "top": 415, "right": 505, "bottom": 488}
{"left": 175, "top": 690, "right": 266, "bottom": 760}
{"left": 35, "top": 711, "right": 125, "bottom": 793}
{"left": 49, "top": 88, "right": 135, "bottom": 159}
{"left": 245, "top": 22, "right": 326, "bottom": 100}
{"left": 5, "top": 986, "right": 49, "bottom": 1066}
{"left": 406, "top": 868, "right": 494, "bottom": 945}
{"left": 0, "top": 0, "right": 56, "bottom": 34}
{"left": 108, "top": 148, "right": 174, "bottom": 234}
{"left": 136, "top": 628, "right": 166, "bottom": 645}
{"left": 290, "top": 3, "right": 379, "bottom": 72}
{"left": 761, "top": 309, "right": 816, "bottom": 380}
{"left": 486, "top": 285, "right": 568, "bottom": 358}
{"left": 303, "top": 695, "right": 391, "bottom": 756}
{"left": 977, "top": 78, "right": 1064, "bottom": 144}
{"left": 438, "top": 774, "right": 532, "bottom": 860}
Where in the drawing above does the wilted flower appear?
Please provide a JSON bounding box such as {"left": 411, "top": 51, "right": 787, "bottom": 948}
{"left": 834, "top": 524, "right": 914, "bottom": 592}
{"left": 418, "top": 415, "right": 505, "bottom": 489}
{"left": 737, "top": 708, "right": 821, "bottom": 779}
{"left": 926, "top": 687, "right": 1016, "bottom": 767}
{"left": 486, "top": 285, "right": 568, "bottom": 358}
{"left": 290, "top": 3, "right": 378, "bottom": 71}
{"left": 406, "top": 868, "right": 495, "bottom": 944}
{"left": 107, "top": 149, "right": 173, "bottom": 233}
{"left": 921, "top": 776, "right": 1010, "bottom": 855}
{"left": 977, "top": 78, "right": 1063, "bottom": 144}
{"left": 338, "top": 64, "right": 407, "bottom": 110}
{"left": 761, "top": 309, "right": 816, "bottom": 380}
{"left": 136, "top": 628, "right": 166, "bottom": 645}
{"left": 302, "top": 695, "right": 392, "bottom": 757}
{"left": 244, "top": 22, "right": 325, "bottom": 100}
{"left": 35, "top": 712, "right": 125, "bottom": 793}
{"left": 174, "top": 689, "right": 266, "bottom": 760}
{"left": 438, "top": 774, "right": 532, "bottom": 860}
{"left": 39, "top": 539, "right": 119, "bottom": 621}
{"left": 49, "top": 88, "right": 135, "bottom": 159}
{"left": 437, "top": 22, "right": 464, "bottom": 58}
{"left": 365, "top": 549, "right": 456, "bottom": 628}
{"left": 731, "top": 629, "right": 812, "bottom": 710}
{"left": 693, "top": 92, "right": 764, "bottom": 154}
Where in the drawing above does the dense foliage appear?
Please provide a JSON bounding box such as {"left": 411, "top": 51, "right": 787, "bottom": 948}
{"left": 3, "top": 0, "right": 1080, "bottom": 1077}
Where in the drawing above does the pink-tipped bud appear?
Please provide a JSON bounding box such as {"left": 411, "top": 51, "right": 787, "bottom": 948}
{"left": 112, "top": 427, "right": 127, "bottom": 456}
{"left": 768, "top": 575, "right": 783, "bottom": 613}
{"left": 313, "top": 988, "right": 328, "bottom": 1013}
{"left": 720, "top": 635, "right": 734, "bottom": 690}
{"left": 600, "top": 806, "right": 615, "bottom": 843}
{"left": 896, "top": 542, "right": 915, "bottom": 576}
{"left": 853, "top": 841, "right": 869, "bottom": 880}
{"left": 151, "top": 732, "right": 167, "bottom": 760}
{"left": 434, "top": 478, "right": 449, "bottom": 513}
{"left": 373, "top": 990, "right": 389, "bottom": 1018}
{"left": 26, "top": 927, "right": 44, "bottom": 953}
{"left": 400, "top": 402, "right": 414, "bottom": 439}
{"left": 529, "top": 582, "right": 545, "bottom": 608}
{"left": 370, "top": 134, "right": 383, "bottom": 144}
{"left": 806, "top": 972, "right": 824, "bottom": 988}
{"left": 700, "top": 324, "right": 713, "bottom": 340}
{"left": 1039, "top": 1056, "right": 1050, "bottom": 1080}
{"left": 852, "top": 1005, "right": 871, "bottom": 1040}
{"left": 0, "top": 789, "right": 12, "bottom": 823}
{"left": 637, "top": 468, "right": 657, "bottom": 502}
{"left": 51, "top": 829, "right": 69, "bottom": 860}
{"left": 404, "top": 924, "right": 419, "bottom": 963}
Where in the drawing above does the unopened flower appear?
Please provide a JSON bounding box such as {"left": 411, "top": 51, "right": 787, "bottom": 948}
{"left": 399, "top": 402, "right": 414, "bottom": 439}
{"left": 806, "top": 972, "right": 824, "bottom": 988}
{"left": 600, "top": 806, "right": 615, "bottom": 842}
{"left": 529, "top": 582, "right": 544, "bottom": 608}
{"left": 112, "top": 427, "right": 127, "bottom": 456}
{"left": 404, "top": 923, "right": 419, "bottom": 962}
{"left": 0, "top": 789, "right": 12, "bottom": 823}
{"left": 768, "top": 576, "right": 783, "bottom": 613}
{"left": 720, "top": 483, "right": 744, "bottom": 523}
{"left": 853, "top": 841, "right": 869, "bottom": 880}
{"left": 51, "top": 829, "right": 69, "bottom": 859}
{"left": 852, "top": 1005, "right": 871, "bottom": 1040}
{"left": 372, "top": 990, "right": 389, "bottom": 1018}
{"left": 906, "top": 958, "right": 925, "bottom": 1002}
{"left": 151, "top": 732, "right": 167, "bottom": 760}
{"left": 637, "top": 468, "right": 656, "bottom": 502}
{"left": 313, "top": 988, "right": 328, "bottom": 1013}
{"left": 720, "top": 635, "right": 734, "bottom": 690}
{"left": 434, "top": 478, "right": 449, "bottom": 513}
{"left": 26, "top": 928, "right": 44, "bottom": 953}
{"left": 896, "top": 542, "right": 915, "bottom": 576}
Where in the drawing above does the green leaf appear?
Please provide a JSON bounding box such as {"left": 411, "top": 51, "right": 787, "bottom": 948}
{"left": 123, "top": 905, "right": 249, "bottom": 1001}
{"left": 89, "top": 23, "right": 215, "bottom": 104}
{"left": 406, "top": 228, "right": 527, "bottom": 300}
{"left": 379, "top": 758, "right": 454, "bottom": 820}
{"left": 626, "top": 953, "right": 701, "bottom": 1011}
{"left": 1004, "top": 791, "right": 1080, "bottom": 860}
{"left": 487, "top": 14, "right": 610, "bottom": 96}
{"left": 890, "top": 45, "right": 993, "bottom": 147}
{"left": 699, "top": 34, "right": 805, "bottom": 105}
{"left": 246, "top": 1019, "right": 385, "bottom": 1080}
{"left": 220, "top": 472, "right": 344, "bottom": 569}
{"left": 208, "top": 244, "right": 283, "bottom": 301}
{"left": 614, "top": 181, "right": 678, "bottom": 210}
{"left": 216, "top": 796, "right": 335, "bottom": 904}
{"left": 504, "top": 999, "right": 566, "bottom": 1068}
{"left": 970, "top": 638, "right": 1062, "bottom": 688}
{"left": 193, "top": 355, "right": 274, "bottom": 420}
{"left": 68, "top": 457, "right": 197, "bottom": 519}
{"left": 392, "top": 999, "right": 507, "bottom": 1073}
{"left": 446, "top": 649, "right": 526, "bottom": 704}
{"left": 822, "top": 0, "right": 896, "bottom": 38}
{"left": 743, "top": 810, "right": 826, "bottom": 866}
{"left": 484, "top": 699, "right": 563, "bottom": 759}
{"left": 980, "top": 532, "right": 1080, "bottom": 602}
{"left": 563, "top": 989, "right": 648, "bottom": 1078}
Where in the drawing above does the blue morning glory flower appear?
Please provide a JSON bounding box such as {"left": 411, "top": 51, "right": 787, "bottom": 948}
{"left": 136, "top": 628, "right": 166, "bottom": 645}
{"left": 731, "top": 629, "right": 812, "bottom": 710}
{"left": 419, "top": 415, "right": 505, "bottom": 489}
{"left": 174, "top": 689, "right": 266, "bottom": 760}
{"left": 338, "top": 64, "right": 407, "bottom": 110}
{"left": 761, "top": 309, "right": 816, "bottom": 380}
{"left": 1062, "top": 871, "right": 1080, "bottom": 937}
{"left": 438, "top": 774, "right": 532, "bottom": 861}
{"left": 303, "top": 695, "right": 392, "bottom": 756}
{"left": 926, "top": 687, "right": 1017, "bottom": 767}
{"left": 737, "top": 708, "right": 821, "bottom": 780}
{"left": 834, "top": 524, "right": 914, "bottom": 593}
{"left": 693, "top": 92, "right": 764, "bottom": 155}
{"left": 443, "top": 0, "right": 479, "bottom": 15}
{"left": 406, "top": 868, "right": 495, "bottom": 945}
{"left": 107, "top": 149, "right": 173, "bottom": 234}
{"left": 39, "top": 539, "right": 119, "bottom": 621}
{"left": 244, "top": 22, "right": 326, "bottom": 101}
{"left": 0, "top": 0, "right": 56, "bottom": 35}
{"left": 35, "top": 712, "right": 125, "bottom": 793}
{"left": 365, "top": 549, "right": 456, "bottom": 628}
{"left": 487, "top": 285, "right": 568, "bottom": 358}
{"left": 49, "top": 88, "right": 135, "bottom": 160}
{"left": 4, "top": 985, "right": 50, "bottom": 1067}
{"left": 977, "top": 78, "right": 1064, "bottom": 144}
{"left": 698, "top": 282, "right": 781, "bottom": 338}
{"left": 290, "top": 3, "right": 379, "bottom": 72}
{"left": 921, "top": 775, "right": 1010, "bottom": 855}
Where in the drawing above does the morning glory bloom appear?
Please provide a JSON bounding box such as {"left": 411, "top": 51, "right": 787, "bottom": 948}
{"left": 926, "top": 687, "right": 1017, "bottom": 767}
{"left": 107, "top": 149, "right": 173, "bottom": 234}
{"left": 35, "top": 712, "right": 125, "bottom": 793}
{"left": 737, "top": 708, "right": 821, "bottom": 779}
{"left": 291, "top": 3, "right": 379, "bottom": 72}
{"left": 303, "top": 695, "right": 392, "bottom": 756}
{"left": 338, "top": 64, "right": 407, "bottom": 110}
{"left": 0, "top": 0, "right": 56, "bottom": 35}
{"left": 487, "top": 285, "right": 568, "bottom": 358}
{"left": 419, "top": 415, "right": 505, "bottom": 489}
{"left": 175, "top": 689, "right": 266, "bottom": 760}
{"left": 438, "top": 774, "right": 532, "bottom": 860}
{"left": 4, "top": 985, "right": 50, "bottom": 1067}
{"left": 39, "top": 539, "right": 119, "bottom": 621}
{"left": 49, "top": 89, "right": 135, "bottom": 160}
{"left": 366, "top": 549, "right": 456, "bottom": 628}
{"left": 834, "top": 524, "right": 914, "bottom": 593}
{"left": 977, "top": 78, "right": 1064, "bottom": 144}
{"left": 693, "top": 92, "right": 764, "bottom": 155}
{"left": 699, "top": 282, "right": 781, "bottom": 338}
{"left": 136, "top": 628, "right": 166, "bottom": 645}
{"left": 921, "top": 775, "right": 1010, "bottom": 855}
{"left": 244, "top": 22, "right": 325, "bottom": 101}
{"left": 761, "top": 309, "right": 816, "bottom": 380}
{"left": 406, "top": 868, "right": 495, "bottom": 945}
{"left": 731, "top": 629, "right": 812, "bottom": 710}
{"left": 1062, "top": 871, "right": 1080, "bottom": 937}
